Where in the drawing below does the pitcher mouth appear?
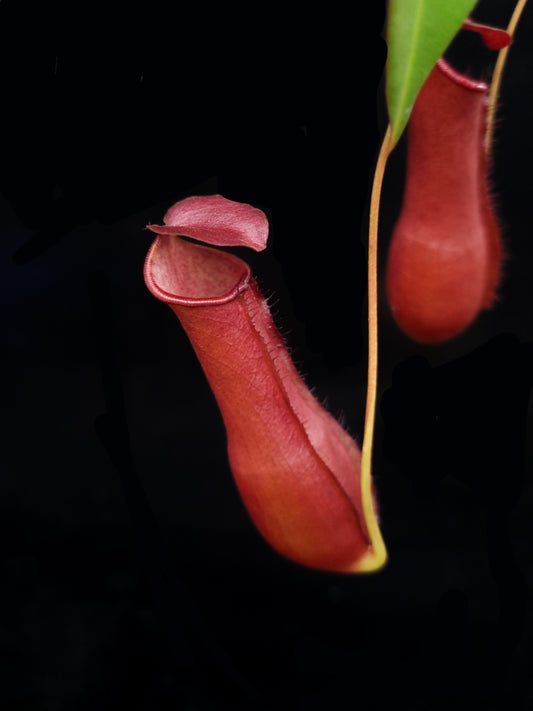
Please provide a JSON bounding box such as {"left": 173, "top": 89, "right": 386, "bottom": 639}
{"left": 144, "top": 235, "right": 252, "bottom": 307}
{"left": 436, "top": 57, "right": 488, "bottom": 93}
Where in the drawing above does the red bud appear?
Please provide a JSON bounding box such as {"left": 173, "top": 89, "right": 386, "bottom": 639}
{"left": 462, "top": 19, "right": 511, "bottom": 50}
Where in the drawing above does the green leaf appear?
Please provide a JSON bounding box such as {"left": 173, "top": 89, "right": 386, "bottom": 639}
{"left": 386, "top": 0, "right": 479, "bottom": 148}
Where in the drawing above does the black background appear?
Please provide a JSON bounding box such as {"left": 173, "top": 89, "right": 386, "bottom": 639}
{"left": 2, "top": 1, "right": 533, "bottom": 709}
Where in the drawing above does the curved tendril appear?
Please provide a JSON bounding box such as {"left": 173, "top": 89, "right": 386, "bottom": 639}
{"left": 487, "top": 0, "right": 529, "bottom": 149}
{"left": 359, "top": 125, "right": 392, "bottom": 573}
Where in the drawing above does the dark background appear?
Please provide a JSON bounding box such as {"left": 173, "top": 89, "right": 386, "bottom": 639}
{"left": 2, "top": 0, "right": 533, "bottom": 709}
